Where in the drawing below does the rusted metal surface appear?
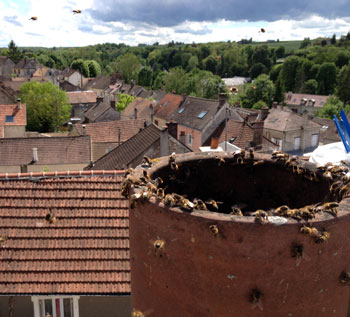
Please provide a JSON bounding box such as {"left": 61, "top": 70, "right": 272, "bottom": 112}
{"left": 129, "top": 152, "right": 350, "bottom": 317}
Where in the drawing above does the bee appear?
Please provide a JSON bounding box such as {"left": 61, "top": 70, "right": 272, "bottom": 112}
{"left": 300, "top": 225, "right": 320, "bottom": 238}
{"left": 330, "top": 181, "right": 342, "bottom": 194}
{"left": 298, "top": 206, "right": 315, "bottom": 220}
{"left": 45, "top": 212, "right": 56, "bottom": 224}
{"left": 130, "top": 192, "right": 142, "bottom": 209}
{"left": 156, "top": 188, "right": 165, "bottom": 199}
{"left": 253, "top": 160, "right": 264, "bottom": 166}
{"left": 251, "top": 289, "right": 263, "bottom": 311}
{"left": 249, "top": 148, "right": 254, "bottom": 159}
{"left": 180, "top": 198, "right": 195, "bottom": 211}
{"left": 169, "top": 152, "right": 176, "bottom": 163}
{"left": 218, "top": 157, "right": 225, "bottom": 167}
{"left": 274, "top": 205, "right": 289, "bottom": 217}
{"left": 253, "top": 210, "right": 269, "bottom": 224}
{"left": 315, "top": 231, "right": 330, "bottom": 244}
{"left": 292, "top": 244, "right": 310, "bottom": 267}
{"left": 146, "top": 182, "right": 157, "bottom": 193}
{"left": 0, "top": 236, "right": 7, "bottom": 243}
{"left": 153, "top": 177, "right": 163, "bottom": 187}
{"left": 323, "top": 171, "right": 333, "bottom": 181}
{"left": 230, "top": 207, "right": 243, "bottom": 216}
{"left": 142, "top": 156, "right": 152, "bottom": 166}
{"left": 323, "top": 202, "right": 339, "bottom": 216}
{"left": 285, "top": 156, "right": 297, "bottom": 167}
{"left": 287, "top": 209, "right": 302, "bottom": 220}
{"left": 132, "top": 311, "right": 145, "bottom": 317}
{"left": 139, "top": 170, "right": 150, "bottom": 184}
{"left": 194, "top": 199, "right": 207, "bottom": 211}
{"left": 340, "top": 272, "right": 350, "bottom": 286}
{"left": 126, "top": 173, "right": 141, "bottom": 185}
{"left": 236, "top": 156, "right": 244, "bottom": 165}
{"left": 170, "top": 161, "right": 179, "bottom": 171}
{"left": 164, "top": 194, "right": 176, "bottom": 207}
{"left": 153, "top": 239, "right": 165, "bottom": 251}
{"left": 340, "top": 184, "right": 350, "bottom": 198}
{"left": 206, "top": 200, "right": 219, "bottom": 211}
{"left": 209, "top": 224, "right": 219, "bottom": 237}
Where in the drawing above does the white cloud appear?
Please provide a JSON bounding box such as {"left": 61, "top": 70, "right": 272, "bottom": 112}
{"left": 0, "top": 1, "right": 349, "bottom": 47}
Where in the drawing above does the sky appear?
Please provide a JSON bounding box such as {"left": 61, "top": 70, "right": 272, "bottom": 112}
{"left": 1, "top": 0, "right": 350, "bottom": 47}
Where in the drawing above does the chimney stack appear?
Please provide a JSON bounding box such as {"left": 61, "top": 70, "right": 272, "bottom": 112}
{"left": 134, "top": 108, "right": 138, "bottom": 119}
{"left": 32, "top": 148, "right": 38, "bottom": 162}
{"left": 210, "top": 137, "right": 219, "bottom": 149}
{"left": 82, "top": 124, "right": 86, "bottom": 136}
{"left": 16, "top": 98, "right": 21, "bottom": 110}
{"left": 218, "top": 93, "right": 227, "bottom": 107}
{"left": 160, "top": 126, "right": 170, "bottom": 156}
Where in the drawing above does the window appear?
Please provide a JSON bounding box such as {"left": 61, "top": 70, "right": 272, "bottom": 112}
{"left": 271, "top": 137, "right": 282, "bottom": 150}
{"left": 312, "top": 134, "right": 319, "bottom": 147}
{"left": 294, "top": 137, "right": 301, "bottom": 150}
{"left": 188, "top": 134, "right": 192, "bottom": 146}
{"left": 178, "top": 107, "right": 185, "bottom": 114}
{"left": 32, "top": 296, "right": 79, "bottom": 317}
{"left": 229, "top": 136, "right": 236, "bottom": 143}
{"left": 5, "top": 115, "right": 14, "bottom": 123}
{"left": 197, "top": 111, "right": 207, "bottom": 119}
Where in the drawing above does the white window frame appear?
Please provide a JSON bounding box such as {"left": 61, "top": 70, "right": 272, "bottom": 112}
{"left": 31, "top": 296, "right": 80, "bottom": 317}
{"left": 271, "top": 137, "right": 282, "bottom": 150}
{"left": 294, "top": 137, "right": 301, "bottom": 150}
{"left": 188, "top": 134, "right": 192, "bottom": 146}
{"left": 311, "top": 133, "right": 319, "bottom": 147}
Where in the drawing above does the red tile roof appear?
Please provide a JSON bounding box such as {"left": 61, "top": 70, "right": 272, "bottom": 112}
{"left": 0, "top": 136, "right": 91, "bottom": 165}
{"left": 285, "top": 93, "right": 329, "bottom": 108}
{"left": 73, "top": 120, "right": 145, "bottom": 143}
{"left": 122, "top": 97, "right": 156, "bottom": 121}
{"left": 153, "top": 93, "right": 183, "bottom": 120}
{"left": 0, "top": 170, "right": 130, "bottom": 294}
{"left": 67, "top": 91, "right": 97, "bottom": 104}
{"left": 0, "top": 103, "right": 26, "bottom": 136}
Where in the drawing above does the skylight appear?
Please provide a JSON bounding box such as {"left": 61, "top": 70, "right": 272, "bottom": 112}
{"left": 5, "top": 115, "right": 14, "bottom": 123}
{"left": 163, "top": 101, "right": 168, "bottom": 106}
{"left": 197, "top": 111, "right": 207, "bottom": 119}
{"left": 178, "top": 107, "right": 185, "bottom": 114}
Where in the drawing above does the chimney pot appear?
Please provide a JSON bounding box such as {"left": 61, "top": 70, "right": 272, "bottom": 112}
{"left": 32, "top": 148, "right": 38, "bottom": 162}
{"left": 219, "top": 93, "right": 227, "bottom": 106}
{"left": 134, "top": 108, "right": 138, "bottom": 119}
{"left": 82, "top": 124, "right": 86, "bottom": 136}
{"left": 210, "top": 137, "right": 219, "bottom": 149}
{"left": 16, "top": 98, "right": 21, "bottom": 110}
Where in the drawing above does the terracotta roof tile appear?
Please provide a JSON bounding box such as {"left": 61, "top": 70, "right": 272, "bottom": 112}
{"left": 73, "top": 119, "right": 145, "bottom": 143}
{"left": 0, "top": 136, "right": 91, "bottom": 165}
{"left": 67, "top": 91, "right": 97, "bottom": 104}
{"left": 0, "top": 171, "right": 130, "bottom": 294}
{"left": 153, "top": 93, "right": 183, "bottom": 120}
{"left": 122, "top": 97, "right": 156, "bottom": 121}
{"left": 0, "top": 103, "right": 26, "bottom": 127}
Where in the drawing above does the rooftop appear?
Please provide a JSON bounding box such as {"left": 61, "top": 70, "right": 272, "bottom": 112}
{"left": 0, "top": 170, "right": 130, "bottom": 294}
{"left": 67, "top": 91, "right": 97, "bottom": 104}
{"left": 153, "top": 93, "right": 183, "bottom": 121}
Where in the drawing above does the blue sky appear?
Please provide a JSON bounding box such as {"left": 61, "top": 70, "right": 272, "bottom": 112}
{"left": 1, "top": 0, "right": 350, "bottom": 47}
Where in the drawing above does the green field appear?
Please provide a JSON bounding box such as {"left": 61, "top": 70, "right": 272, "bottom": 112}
{"left": 249, "top": 40, "right": 302, "bottom": 54}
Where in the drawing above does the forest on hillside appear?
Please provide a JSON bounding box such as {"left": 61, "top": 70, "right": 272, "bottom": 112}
{"left": 2, "top": 33, "right": 350, "bottom": 118}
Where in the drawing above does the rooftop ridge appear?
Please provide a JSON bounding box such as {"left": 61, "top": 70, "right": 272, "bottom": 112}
{"left": 0, "top": 170, "right": 125, "bottom": 180}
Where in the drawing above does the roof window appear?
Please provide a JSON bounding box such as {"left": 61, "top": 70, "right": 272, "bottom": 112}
{"left": 178, "top": 107, "right": 185, "bottom": 114}
{"left": 5, "top": 115, "right": 14, "bottom": 123}
{"left": 197, "top": 111, "right": 207, "bottom": 119}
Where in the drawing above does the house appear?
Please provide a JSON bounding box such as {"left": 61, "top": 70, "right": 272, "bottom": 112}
{"left": 121, "top": 97, "right": 156, "bottom": 125}
{"left": 153, "top": 93, "right": 184, "bottom": 128}
{"left": 88, "top": 124, "right": 191, "bottom": 170}
{"left": 167, "top": 94, "right": 230, "bottom": 151}
{"left": 0, "top": 170, "right": 131, "bottom": 317}
{"left": 312, "top": 117, "right": 340, "bottom": 145}
{"left": 83, "top": 100, "right": 120, "bottom": 123}
{"left": 205, "top": 109, "right": 277, "bottom": 152}
{"left": 263, "top": 108, "right": 322, "bottom": 154}
{"left": 59, "top": 80, "right": 81, "bottom": 92}
{"left": 32, "top": 66, "right": 59, "bottom": 85}
{"left": 66, "top": 91, "right": 98, "bottom": 119}
{"left": 0, "top": 135, "right": 91, "bottom": 173}
{"left": 0, "top": 100, "right": 26, "bottom": 138}
{"left": 69, "top": 120, "right": 146, "bottom": 161}
{"left": 0, "top": 56, "right": 15, "bottom": 78}
{"left": 84, "top": 74, "right": 116, "bottom": 97}
{"left": 60, "top": 69, "right": 85, "bottom": 87}
{"left": 13, "top": 58, "right": 38, "bottom": 77}
{"left": 285, "top": 92, "right": 330, "bottom": 114}
{"left": 0, "top": 84, "right": 16, "bottom": 104}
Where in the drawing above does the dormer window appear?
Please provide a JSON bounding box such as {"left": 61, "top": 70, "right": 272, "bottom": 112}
{"left": 308, "top": 99, "right": 315, "bottom": 107}
{"left": 197, "top": 111, "right": 207, "bottom": 119}
{"left": 178, "top": 107, "right": 185, "bottom": 114}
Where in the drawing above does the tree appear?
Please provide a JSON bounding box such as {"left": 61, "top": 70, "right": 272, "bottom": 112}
{"left": 280, "top": 56, "right": 300, "bottom": 92}
{"left": 20, "top": 81, "right": 71, "bottom": 132}
{"left": 71, "top": 59, "right": 90, "bottom": 77}
{"left": 250, "top": 62, "right": 267, "bottom": 78}
{"left": 87, "top": 60, "right": 101, "bottom": 77}
{"left": 163, "top": 67, "right": 186, "bottom": 94}
{"left": 301, "top": 79, "right": 318, "bottom": 94}
{"left": 276, "top": 46, "right": 285, "bottom": 58}
{"left": 114, "top": 53, "right": 141, "bottom": 83}
{"left": 116, "top": 93, "right": 136, "bottom": 112}
{"left": 7, "top": 40, "right": 23, "bottom": 63}
{"left": 252, "top": 100, "right": 267, "bottom": 109}
{"left": 274, "top": 74, "right": 285, "bottom": 104}
{"left": 314, "top": 96, "right": 350, "bottom": 119}
{"left": 138, "top": 67, "right": 153, "bottom": 87}
{"left": 337, "top": 64, "right": 350, "bottom": 105}
{"left": 316, "top": 62, "right": 337, "bottom": 95}
{"left": 331, "top": 34, "right": 336, "bottom": 45}
{"left": 300, "top": 37, "right": 311, "bottom": 49}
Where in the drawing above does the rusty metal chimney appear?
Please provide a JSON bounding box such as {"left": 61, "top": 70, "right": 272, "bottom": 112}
{"left": 210, "top": 137, "right": 219, "bottom": 149}
{"left": 16, "top": 98, "right": 21, "bottom": 110}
